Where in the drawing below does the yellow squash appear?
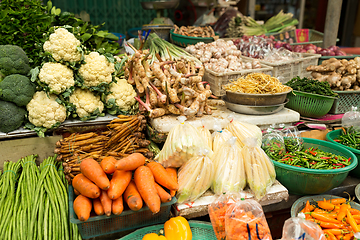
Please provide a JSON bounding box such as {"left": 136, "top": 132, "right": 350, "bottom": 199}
{"left": 142, "top": 233, "right": 167, "bottom": 240}
{"left": 164, "top": 216, "right": 192, "bottom": 240}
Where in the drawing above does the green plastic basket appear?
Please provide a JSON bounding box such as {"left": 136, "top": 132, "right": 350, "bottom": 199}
{"left": 328, "top": 90, "right": 360, "bottom": 114}
{"left": 326, "top": 129, "right": 360, "bottom": 177}
{"left": 271, "top": 138, "right": 357, "bottom": 195}
{"left": 291, "top": 194, "right": 360, "bottom": 218}
{"left": 119, "top": 220, "right": 217, "bottom": 240}
{"left": 68, "top": 186, "right": 176, "bottom": 239}
{"left": 285, "top": 90, "right": 337, "bottom": 118}
{"left": 170, "top": 29, "right": 216, "bottom": 47}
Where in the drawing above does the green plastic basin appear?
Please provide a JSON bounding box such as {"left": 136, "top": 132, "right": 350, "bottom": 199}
{"left": 272, "top": 138, "right": 357, "bottom": 195}
{"left": 326, "top": 129, "right": 360, "bottom": 177}
{"left": 170, "top": 29, "right": 216, "bottom": 47}
{"left": 291, "top": 194, "right": 360, "bottom": 218}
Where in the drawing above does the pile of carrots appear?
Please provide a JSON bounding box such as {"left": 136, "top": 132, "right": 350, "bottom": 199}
{"left": 301, "top": 197, "right": 360, "bottom": 240}
{"left": 72, "top": 153, "right": 178, "bottom": 221}
{"left": 208, "top": 197, "right": 272, "bottom": 240}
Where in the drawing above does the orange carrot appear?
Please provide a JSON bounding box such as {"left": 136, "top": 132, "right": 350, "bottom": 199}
{"left": 114, "top": 153, "right": 146, "bottom": 171}
{"left": 93, "top": 198, "right": 104, "bottom": 216}
{"left": 346, "top": 209, "right": 360, "bottom": 232}
{"left": 308, "top": 219, "right": 344, "bottom": 229}
{"left": 155, "top": 182, "right": 172, "bottom": 203}
{"left": 134, "top": 166, "right": 161, "bottom": 214}
{"left": 72, "top": 173, "right": 101, "bottom": 199}
{"left": 309, "top": 212, "right": 341, "bottom": 224}
{"left": 107, "top": 170, "right": 132, "bottom": 200}
{"left": 112, "top": 195, "right": 124, "bottom": 215}
{"left": 100, "top": 156, "right": 117, "bottom": 174}
{"left": 318, "top": 201, "right": 337, "bottom": 211}
{"left": 123, "top": 180, "right": 143, "bottom": 211}
{"left": 73, "top": 195, "right": 92, "bottom": 221}
{"left": 165, "top": 167, "right": 177, "bottom": 197}
{"left": 80, "top": 158, "right": 110, "bottom": 190}
{"left": 74, "top": 188, "right": 80, "bottom": 196}
{"left": 303, "top": 200, "right": 311, "bottom": 220}
{"left": 352, "top": 215, "right": 360, "bottom": 220}
{"left": 147, "top": 162, "right": 178, "bottom": 191}
{"left": 99, "top": 190, "right": 112, "bottom": 217}
{"left": 337, "top": 204, "right": 351, "bottom": 221}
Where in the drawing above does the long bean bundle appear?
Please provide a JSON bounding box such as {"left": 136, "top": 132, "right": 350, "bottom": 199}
{"left": 0, "top": 155, "right": 82, "bottom": 240}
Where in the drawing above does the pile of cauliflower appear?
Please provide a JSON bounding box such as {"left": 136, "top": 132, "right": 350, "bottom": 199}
{"left": 27, "top": 27, "right": 136, "bottom": 130}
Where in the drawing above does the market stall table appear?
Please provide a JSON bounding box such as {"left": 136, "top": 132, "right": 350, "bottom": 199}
{"left": 150, "top": 100, "right": 300, "bottom": 134}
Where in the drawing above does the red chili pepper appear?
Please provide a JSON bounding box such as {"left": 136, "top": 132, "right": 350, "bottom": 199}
{"left": 283, "top": 157, "right": 290, "bottom": 161}
{"left": 334, "top": 163, "right": 343, "bottom": 166}
{"left": 348, "top": 157, "right": 351, "bottom": 162}
{"left": 334, "top": 139, "right": 341, "bottom": 142}
{"left": 275, "top": 142, "right": 281, "bottom": 147}
{"left": 320, "top": 157, "right": 332, "bottom": 160}
{"left": 335, "top": 157, "right": 338, "bottom": 160}
{"left": 310, "top": 162, "right": 316, "bottom": 165}
{"left": 309, "top": 150, "right": 317, "bottom": 156}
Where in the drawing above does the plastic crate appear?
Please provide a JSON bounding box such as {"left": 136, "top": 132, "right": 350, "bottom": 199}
{"left": 286, "top": 90, "right": 337, "bottom": 118}
{"left": 204, "top": 58, "right": 273, "bottom": 96}
{"left": 328, "top": 90, "right": 360, "bottom": 114}
{"left": 68, "top": 186, "right": 176, "bottom": 239}
{"left": 243, "top": 53, "right": 321, "bottom": 84}
{"left": 119, "top": 220, "right": 217, "bottom": 240}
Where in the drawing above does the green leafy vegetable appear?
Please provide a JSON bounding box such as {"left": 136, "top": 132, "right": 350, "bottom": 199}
{"left": 285, "top": 76, "right": 338, "bottom": 97}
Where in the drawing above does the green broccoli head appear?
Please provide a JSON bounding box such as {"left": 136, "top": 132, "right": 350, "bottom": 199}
{"left": 0, "top": 100, "right": 27, "bottom": 133}
{"left": 0, "top": 74, "right": 36, "bottom": 106}
{"left": 0, "top": 45, "right": 31, "bottom": 80}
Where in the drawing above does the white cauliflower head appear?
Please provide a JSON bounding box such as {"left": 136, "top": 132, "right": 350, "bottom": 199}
{"left": 78, "top": 52, "right": 115, "bottom": 87}
{"left": 106, "top": 78, "right": 137, "bottom": 111}
{"left": 69, "top": 88, "right": 104, "bottom": 118}
{"left": 26, "top": 91, "right": 67, "bottom": 128}
{"left": 43, "top": 27, "right": 82, "bottom": 62}
{"left": 38, "top": 62, "right": 74, "bottom": 94}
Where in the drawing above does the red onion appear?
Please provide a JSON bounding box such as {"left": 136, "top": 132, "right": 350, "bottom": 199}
{"left": 335, "top": 50, "right": 347, "bottom": 56}
{"left": 319, "top": 49, "right": 330, "bottom": 56}
{"left": 328, "top": 45, "right": 339, "bottom": 52}
{"left": 329, "top": 51, "right": 336, "bottom": 56}
{"left": 306, "top": 49, "right": 317, "bottom": 54}
{"left": 283, "top": 43, "right": 292, "bottom": 51}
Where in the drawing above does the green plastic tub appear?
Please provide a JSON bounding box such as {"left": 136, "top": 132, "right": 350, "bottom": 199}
{"left": 170, "top": 29, "right": 217, "bottom": 47}
{"left": 286, "top": 90, "right": 337, "bottom": 118}
{"left": 291, "top": 194, "right": 360, "bottom": 218}
{"left": 271, "top": 138, "right": 357, "bottom": 195}
{"left": 326, "top": 129, "right": 360, "bottom": 177}
{"left": 119, "top": 220, "right": 217, "bottom": 240}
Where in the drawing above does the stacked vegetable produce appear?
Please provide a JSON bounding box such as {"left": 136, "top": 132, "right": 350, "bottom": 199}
{"left": 185, "top": 39, "right": 262, "bottom": 73}
{"left": 156, "top": 117, "right": 276, "bottom": 202}
{"left": 334, "top": 127, "right": 360, "bottom": 150}
{"left": 72, "top": 155, "right": 178, "bottom": 220}
{"left": 306, "top": 57, "right": 360, "bottom": 91}
{"left": 0, "top": 154, "right": 81, "bottom": 239}
{"left": 123, "top": 34, "right": 214, "bottom": 118}
{"left": 56, "top": 114, "right": 156, "bottom": 182}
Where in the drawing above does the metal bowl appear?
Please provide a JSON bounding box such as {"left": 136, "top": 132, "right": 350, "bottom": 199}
{"left": 222, "top": 96, "right": 289, "bottom": 115}
{"left": 225, "top": 89, "right": 292, "bottom": 106}
{"left": 141, "top": 0, "right": 179, "bottom": 10}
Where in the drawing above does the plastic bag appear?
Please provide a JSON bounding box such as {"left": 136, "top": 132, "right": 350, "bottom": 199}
{"left": 212, "top": 123, "right": 234, "bottom": 153}
{"left": 241, "top": 138, "right": 276, "bottom": 200}
{"left": 212, "top": 137, "right": 246, "bottom": 195}
{"left": 225, "top": 199, "right": 272, "bottom": 240}
{"left": 342, "top": 106, "right": 360, "bottom": 131}
{"left": 208, "top": 193, "right": 241, "bottom": 240}
{"left": 281, "top": 217, "right": 326, "bottom": 240}
{"left": 197, "top": 122, "right": 213, "bottom": 150}
{"left": 213, "top": 7, "right": 243, "bottom": 38}
{"left": 226, "top": 118, "right": 263, "bottom": 148}
{"left": 155, "top": 116, "right": 213, "bottom": 168}
{"left": 262, "top": 127, "right": 286, "bottom": 159}
{"left": 281, "top": 126, "right": 304, "bottom": 152}
{"left": 176, "top": 148, "right": 214, "bottom": 203}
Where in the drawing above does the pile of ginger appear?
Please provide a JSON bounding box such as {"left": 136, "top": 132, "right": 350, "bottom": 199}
{"left": 306, "top": 57, "right": 360, "bottom": 91}
{"left": 124, "top": 50, "right": 214, "bottom": 118}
